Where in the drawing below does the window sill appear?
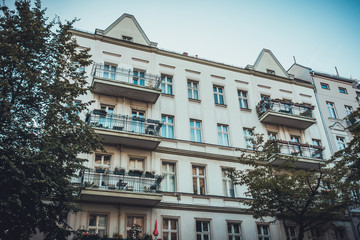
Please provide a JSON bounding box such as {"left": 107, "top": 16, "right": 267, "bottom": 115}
{"left": 190, "top": 141, "right": 206, "bottom": 147}
{"left": 328, "top": 117, "right": 339, "bottom": 120}
{"left": 193, "top": 194, "right": 210, "bottom": 199}
{"left": 240, "top": 107, "right": 251, "bottom": 112}
{"left": 161, "top": 93, "right": 174, "bottom": 98}
{"left": 215, "top": 103, "right": 227, "bottom": 108}
{"left": 189, "top": 98, "right": 201, "bottom": 103}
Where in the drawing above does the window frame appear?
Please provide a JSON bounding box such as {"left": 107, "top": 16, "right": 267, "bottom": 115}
{"left": 238, "top": 90, "right": 249, "bottom": 109}
{"left": 103, "top": 63, "right": 117, "bottom": 80}
{"left": 161, "top": 74, "right": 173, "bottom": 95}
{"left": 195, "top": 220, "right": 211, "bottom": 240}
{"left": 133, "top": 69, "right": 146, "bottom": 86}
{"left": 336, "top": 136, "right": 346, "bottom": 150}
{"left": 94, "top": 153, "right": 111, "bottom": 168}
{"left": 213, "top": 85, "right": 225, "bottom": 105}
{"left": 320, "top": 82, "right": 330, "bottom": 90}
{"left": 326, "top": 101, "right": 337, "bottom": 118}
{"left": 222, "top": 169, "right": 235, "bottom": 198}
{"left": 227, "top": 222, "right": 242, "bottom": 240}
{"left": 257, "top": 224, "right": 271, "bottom": 240}
{"left": 88, "top": 214, "right": 107, "bottom": 237}
{"left": 126, "top": 215, "right": 144, "bottom": 239}
{"left": 128, "top": 157, "right": 145, "bottom": 171}
{"left": 266, "top": 69, "right": 275, "bottom": 75}
{"left": 345, "top": 105, "right": 353, "bottom": 116}
{"left": 162, "top": 218, "right": 179, "bottom": 240}
{"left": 192, "top": 165, "right": 206, "bottom": 195}
{"left": 188, "top": 80, "right": 199, "bottom": 100}
{"left": 161, "top": 161, "right": 176, "bottom": 192}
{"left": 161, "top": 115, "right": 175, "bottom": 139}
{"left": 217, "top": 124, "right": 230, "bottom": 146}
{"left": 338, "top": 87, "right": 348, "bottom": 94}
{"left": 268, "top": 131, "right": 277, "bottom": 140}
{"left": 190, "top": 119, "right": 202, "bottom": 142}
{"left": 243, "top": 128, "right": 254, "bottom": 149}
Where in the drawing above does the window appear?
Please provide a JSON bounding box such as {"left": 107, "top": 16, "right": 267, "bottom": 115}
{"left": 312, "top": 139, "right": 321, "bottom": 147}
{"left": 266, "top": 69, "right": 275, "bottom": 75}
{"left": 218, "top": 124, "right": 229, "bottom": 146}
{"left": 326, "top": 101, "right": 337, "bottom": 118}
{"left": 190, "top": 120, "right": 202, "bottom": 142}
{"left": 320, "top": 83, "right": 330, "bottom": 89}
{"left": 338, "top": 87, "right": 347, "bottom": 94}
{"left": 336, "top": 136, "right": 346, "bottom": 150}
{"left": 257, "top": 224, "right": 271, "bottom": 240}
{"left": 129, "top": 158, "right": 144, "bottom": 171}
{"left": 188, "top": 80, "right": 199, "bottom": 100}
{"left": 261, "top": 94, "right": 270, "bottom": 101}
{"left": 227, "top": 222, "right": 242, "bottom": 240}
{"left": 238, "top": 90, "right": 249, "bottom": 109}
{"left": 291, "top": 135, "right": 302, "bottom": 156}
{"left": 88, "top": 214, "right": 107, "bottom": 237}
{"left": 286, "top": 226, "right": 296, "bottom": 240}
{"left": 103, "top": 64, "right": 116, "bottom": 80}
{"left": 162, "top": 218, "right": 178, "bottom": 240}
{"left": 192, "top": 166, "right": 206, "bottom": 195}
{"left": 95, "top": 154, "right": 111, "bottom": 166}
{"left": 223, "top": 169, "right": 235, "bottom": 197}
{"left": 99, "top": 105, "right": 114, "bottom": 128}
{"left": 131, "top": 110, "right": 145, "bottom": 133}
{"left": 122, "top": 35, "right": 133, "bottom": 41}
{"left": 243, "top": 128, "right": 254, "bottom": 149}
{"left": 345, "top": 105, "right": 353, "bottom": 116}
{"left": 127, "top": 216, "right": 144, "bottom": 238}
{"left": 334, "top": 227, "right": 346, "bottom": 240}
{"left": 161, "top": 162, "right": 176, "bottom": 192}
{"left": 161, "top": 75, "right": 173, "bottom": 95}
{"left": 162, "top": 115, "right": 174, "bottom": 138}
{"left": 268, "top": 132, "right": 277, "bottom": 140}
{"left": 213, "top": 86, "right": 225, "bottom": 105}
{"left": 133, "top": 69, "right": 145, "bottom": 86}
{"left": 196, "top": 221, "right": 210, "bottom": 240}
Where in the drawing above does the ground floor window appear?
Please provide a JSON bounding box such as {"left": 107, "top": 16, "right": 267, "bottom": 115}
{"left": 196, "top": 221, "right": 211, "bottom": 240}
{"left": 88, "top": 214, "right": 107, "bottom": 237}
{"left": 127, "top": 216, "right": 144, "bottom": 239}
{"left": 257, "top": 224, "right": 271, "bottom": 240}
{"left": 163, "top": 218, "right": 178, "bottom": 240}
{"left": 227, "top": 222, "right": 242, "bottom": 240}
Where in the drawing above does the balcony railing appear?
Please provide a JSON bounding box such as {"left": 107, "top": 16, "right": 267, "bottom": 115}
{"left": 276, "top": 140, "right": 324, "bottom": 159}
{"left": 256, "top": 99, "right": 314, "bottom": 118}
{"left": 75, "top": 169, "right": 163, "bottom": 193}
{"left": 85, "top": 110, "right": 162, "bottom": 136}
{"left": 92, "top": 63, "right": 161, "bottom": 89}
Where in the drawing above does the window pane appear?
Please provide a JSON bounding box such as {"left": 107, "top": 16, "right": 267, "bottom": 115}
{"left": 170, "top": 219, "right": 177, "bottom": 229}
{"left": 163, "top": 219, "right": 168, "bottom": 229}
{"left": 163, "top": 233, "right": 169, "bottom": 240}
{"left": 98, "top": 215, "right": 106, "bottom": 227}
{"left": 89, "top": 215, "right": 96, "bottom": 226}
{"left": 196, "top": 221, "right": 202, "bottom": 232}
{"left": 203, "top": 222, "right": 208, "bottom": 231}
{"left": 171, "top": 233, "right": 177, "bottom": 240}
{"left": 198, "top": 167, "right": 204, "bottom": 175}
{"left": 95, "top": 155, "right": 101, "bottom": 164}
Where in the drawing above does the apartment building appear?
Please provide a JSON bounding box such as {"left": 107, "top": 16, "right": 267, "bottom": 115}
{"left": 67, "top": 14, "right": 352, "bottom": 240}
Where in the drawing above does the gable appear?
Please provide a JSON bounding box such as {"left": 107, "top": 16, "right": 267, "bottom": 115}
{"left": 329, "top": 122, "right": 347, "bottom": 131}
{"left": 98, "top": 14, "right": 157, "bottom": 47}
{"left": 287, "top": 64, "right": 313, "bottom": 83}
{"left": 253, "top": 49, "right": 289, "bottom": 78}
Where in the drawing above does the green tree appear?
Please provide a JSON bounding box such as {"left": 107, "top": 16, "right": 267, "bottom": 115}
{"left": 0, "top": 1, "right": 102, "bottom": 239}
{"left": 232, "top": 132, "right": 355, "bottom": 240}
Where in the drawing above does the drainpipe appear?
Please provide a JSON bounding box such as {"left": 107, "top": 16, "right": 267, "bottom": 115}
{"left": 310, "top": 70, "right": 334, "bottom": 155}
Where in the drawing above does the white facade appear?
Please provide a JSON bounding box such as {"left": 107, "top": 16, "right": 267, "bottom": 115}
{"left": 68, "top": 14, "right": 355, "bottom": 240}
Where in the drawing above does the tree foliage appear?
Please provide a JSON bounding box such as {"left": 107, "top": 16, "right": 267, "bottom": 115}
{"left": 232, "top": 131, "right": 355, "bottom": 240}
{"left": 0, "top": 1, "right": 102, "bottom": 239}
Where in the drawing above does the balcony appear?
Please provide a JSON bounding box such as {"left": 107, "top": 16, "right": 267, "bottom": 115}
{"left": 270, "top": 140, "right": 325, "bottom": 169}
{"left": 91, "top": 64, "right": 161, "bottom": 103}
{"left": 256, "top": 99, "right": 316, "bottom": 129}
{"left": 74, "top": 170, "right": 163, "bottom": 206}
{"left": 86, "top": 110, "right": 162, "bottom": 150}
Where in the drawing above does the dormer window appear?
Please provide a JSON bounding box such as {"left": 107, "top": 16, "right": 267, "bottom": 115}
{"left": 266, "top": 69, "right": 275, "bottom": 75}
{"left": 122, "top": 35, "right": 133, "bottom": 41}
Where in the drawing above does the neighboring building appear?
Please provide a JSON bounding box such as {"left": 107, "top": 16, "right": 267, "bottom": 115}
{"left": 67, "top": 14, "right": 356, "bottom": 240}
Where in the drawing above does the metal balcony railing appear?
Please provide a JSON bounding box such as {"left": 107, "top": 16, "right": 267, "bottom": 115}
{"left": 75, "top": 169, "right": 163, "bottom": 193}
{"left": 92, "top": 63, "right": 161, "bottom": 89}
{"left": 276, "top": 141, "right": 324, "bottom": 159}
{"left": 85, "top": 110, "right": 162, "bottom": 136}
{"left": 256, "top": 99, "right": 314, "bottom": 118}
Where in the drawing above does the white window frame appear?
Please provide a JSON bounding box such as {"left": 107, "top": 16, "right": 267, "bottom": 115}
{"left": 227, "top": 222, "right": 242, "bottom": 240}
{"left": 94, "top": 154, "right": 111, "bottom": 167}
{"left": 190, "top": 119, "right": 202, "bottom": 142}
{"left": 320, "top": 82, "right": 330, "bottom": 89}
{"left": 268, "top": 131, "right": 277, "bottom": 140}
{"left": 222, "top": 169, "right": 235, "bottom": 197}
{"left": 161, "top": 162, "right": 176, "bottom": 192}
{"left": 162, "top": 115, "right": 175, "bottom": 138}
{"left": 345, "top": 105, "right": 353, "bottom": 116}
{"left": 213, "top": 85, "right": 225, "bottom": 105}
{"left": 192, "top": 166, "right": 206, "bottom": 195}
{"left": 338, "top": 87, "right": 347, "bottom": 94}
{"left": 161, "top": 75, "right": 173, "bottom": 95}
{"left": 196, "top": 220, "right": 211, "bottom": 240}
{"left": 162, "top": 218, "right": 179, "bottom": 240}
{"left": 238, "top": 90, "right": 249, "bottom": 109}
{"left": 286, "top": 226, "right": 297, "bottom": 240}
{"left": 243, "top": 128, "right": 254, "bottom": 149}
{"left": 126, "top": 216, "right": 144, "bottom": 238}
{"left": 217, "top": 124, "right": 230, "bottom": 146}
{"left": 129, "top": 157, "right": 145, "bottom": 171}
{"left": 327, "top": 101, "right": 337, "bottom": 118}
{"left": 266, "top": 69, "right": 275, "bottom": 75}
{"left": 336, "top": 136, "right": 346, "bottom": 150}
{"left": 257, "top": 224, "right": 271, "bottom": 240}
{"left": 103, "top": 63, "right": 117, "bottom": 80}
{"left": 88, "top": 214, "right": 107, "bottom": 237}
{"left": 133, "top": 69, "right": 146, "bottom": 86}
{"left": 188, "top": 80, "right": 199, "bottom": 100}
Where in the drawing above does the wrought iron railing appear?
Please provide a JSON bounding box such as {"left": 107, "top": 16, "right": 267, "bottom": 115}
{"left": 92, "top": 63, "right": 161, "bottom": 89}
{"left": 75, "top": 169, "right": 163, "bottom": 193}
{"left": 277, "top": 141, "right": 324, "bottom": 159}
{"left": 85, "top": 111, "right": 162, "bottom": 136}
{"left": 256, "top": 99, "right": 314, "bottom": 118}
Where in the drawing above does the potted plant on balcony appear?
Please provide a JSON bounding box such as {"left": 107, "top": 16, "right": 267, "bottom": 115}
{"left": 128, "top": 169, "right": 143, "bottom": 177}
{"left": 145, "top": 170, "right": 156, "bottom": 178}
{"left": 95, "top": 167, "right": 105, "bottom": 173}
{"left": 113, "top": 167, "right": 125, "bottom": 175}
{"left": 93, "top": 109, "right": 107, "bottom": 116}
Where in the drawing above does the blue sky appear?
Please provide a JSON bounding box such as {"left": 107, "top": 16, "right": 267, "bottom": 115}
{"left": 6, "top": 0, "right": 360, "bottom": 79}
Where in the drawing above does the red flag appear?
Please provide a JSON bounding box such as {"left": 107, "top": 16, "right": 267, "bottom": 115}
{"left": 153, "top": 220, "right": 159, "bottom": 236}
